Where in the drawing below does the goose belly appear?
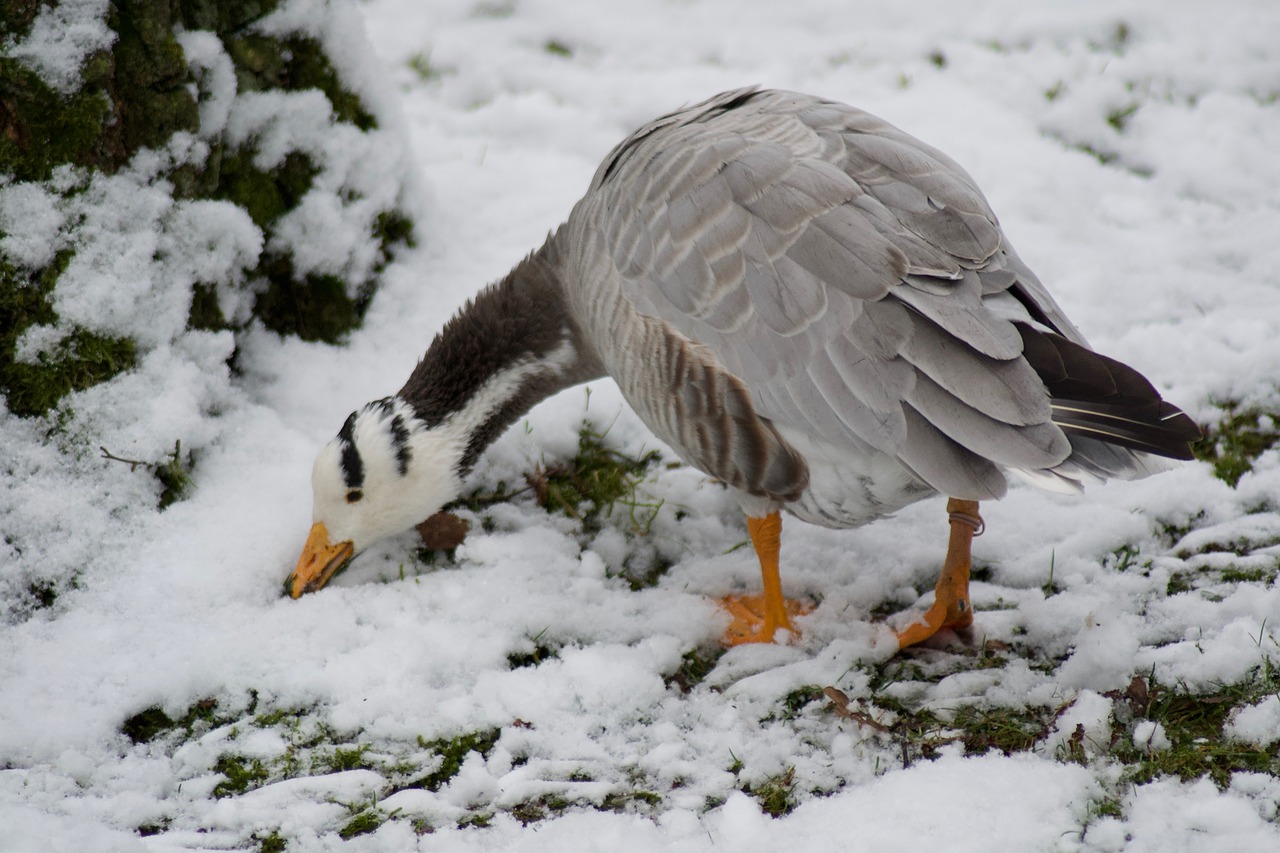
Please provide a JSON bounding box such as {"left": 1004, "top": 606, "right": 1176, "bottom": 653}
{"left": 776, "top": 427, "right": 936, "bottom": 529}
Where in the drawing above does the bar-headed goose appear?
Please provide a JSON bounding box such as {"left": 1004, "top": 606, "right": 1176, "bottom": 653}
{"left": 286, "top": 88, "right": 1200, "bottom": 649}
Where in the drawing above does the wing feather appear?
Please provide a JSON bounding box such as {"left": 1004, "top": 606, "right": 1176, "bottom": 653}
{"left": 899, "top": 311, "right": 1049, "bottom": 426}
{"left": 576, "top": 88, "right": 1184, "bottom": 500}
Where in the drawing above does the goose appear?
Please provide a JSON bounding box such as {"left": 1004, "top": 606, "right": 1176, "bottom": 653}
{"left": 286, "top": 88, "right": 1200, "bottom": 648}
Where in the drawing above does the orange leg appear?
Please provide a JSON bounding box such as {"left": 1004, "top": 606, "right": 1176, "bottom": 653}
{"left": 720, "top": 512, "right": 810, "bottom": 645}
{"left": 896, "top": 498, "right": 982, "bottom": 649}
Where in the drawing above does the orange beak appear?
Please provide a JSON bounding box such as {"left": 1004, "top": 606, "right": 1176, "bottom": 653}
{"left": 285, "top": 522, "right": 355, "bottom": 598}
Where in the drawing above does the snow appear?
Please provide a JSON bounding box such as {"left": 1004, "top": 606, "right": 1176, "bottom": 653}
{"left": 4, "top": 0, "right": 1280, "bottom": 850}
{"left": 1132, "top": 720, "right": 1171, "bottom": 754}
{"left": 1228, "top": 694, "right": 1280, "bottom": 750}
{"left": 3, "top": 0, "right": 114, "bottom": 95}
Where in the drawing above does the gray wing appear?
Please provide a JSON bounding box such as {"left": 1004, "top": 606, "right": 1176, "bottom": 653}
{"left": 587, "top": 88, "right": 1081, "bottom": 500}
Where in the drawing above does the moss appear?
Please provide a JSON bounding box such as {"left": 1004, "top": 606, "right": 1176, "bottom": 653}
{"left": 176, "top": 0, "right": 281, "bottom": 33}
{"left": 1, "top": 326, "right": 137, "bottom": 418}
{"left": 225, "top": 33, "right": 377, "bottom": 130}
{"left": 0, "top": 0, "right": 418, "bottom": 406}
{"left": 187, "top": 283, "right": 229, "bottom": 331}
{"left": 213, "top": 149, "right": 319, "bottom": 232}
{"left": 0, "top": 0, "right": 209, "bottom": 182}
{"left": 253, "top": 264, "right": 373, "bottom": 343}
{"left": 204, "top": 148, "right": 408, "bottom": 343}
{"left": 374, "top": 209, "right": 417, "bottom": 252}
{"left": 0, "top": 58, "right": 115, "bottom": 182}
{"left": 0, "top": 0, "right": 46, "bottom": 39}
{"left": 108, "top": 0, "right": 201, "bottom": 155}
{"left": 1, "top": 247, "right": 62, "bottom": 335}
{"left": 203, "top": 148, "right": 385, "bottom": 343}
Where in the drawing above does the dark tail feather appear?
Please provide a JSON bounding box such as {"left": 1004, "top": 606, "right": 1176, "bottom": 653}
{"left": 1050, "top": 399, "right": 1199, "bottom": 459}
{"left": 1017, "top": 324, "right": 1201, "bottom": 461}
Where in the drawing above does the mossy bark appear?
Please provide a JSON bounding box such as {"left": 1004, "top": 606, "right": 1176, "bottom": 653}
{"left": 0, "top": 0, "right": 207, "bottom": 181}
{"left": 0, "top": 256, "right": 138, "bottom": 417}
{"left": 1, "top": 0, "right": 415, "bottom": 417}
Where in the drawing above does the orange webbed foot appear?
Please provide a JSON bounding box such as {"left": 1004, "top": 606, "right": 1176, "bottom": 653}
{"left": 896, "top": 498, "right": 982, "bottom": 650}
{"left": 719, "top": 593, "right": 812, "bottom": 645}
{"left": 718, "top": 511, "right": 811, "bottom": 645}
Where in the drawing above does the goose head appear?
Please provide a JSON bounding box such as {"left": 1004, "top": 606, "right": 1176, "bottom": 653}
{"left": 286, "top": 396, "right": 464, "bottom": 597}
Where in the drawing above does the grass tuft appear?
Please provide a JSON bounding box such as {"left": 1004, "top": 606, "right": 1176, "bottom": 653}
{"left": 602, "top": 789, "right": 663, "bottom": 813}
{"left": 407, "top": 51, "right": 453, "bottom": 82}
{"left": 338, "top": 804, "right": 387, "bottom": 839}
{"left": 745, "top": 767, "right": 798, "bottom": 817}
{"left": 543, "top": 39, "right": 573, "bottom": 58}
{"left": 317, "top": 744, "right": 374, "bottom": 774}
{"left": 121, "top": 697, "right": 222, "bottom": 744}
{"left": 1194, "top": 402, "right": 1280, "bottom": 487}
{"left": 531, "top": 421, "right": 663, "bottom": 531}
{"left": 254, "top": 830, "right": 287, "bottom": 853}
{"left": 408, "top": 729, "right": 501, "bottom": 792}
{"left": 1105, "top": 671, "right": 1280, "bottom": 788}
{"left": 507, "top": 629, "right": 559, "bottom": 669}
{"left": 773, "top": 685, "right": 826, "bottom": 721}
{"left": 665, "top": 646, "right": 728, "bottom": 693}
{"left": 510, "top": 795, "right": 572, "bottom": 825}
{"left": 213, "top": 755, "right": 271, "bottom": 797}
{"left": 100, "top": 440, "right": 195, "bottom": 510}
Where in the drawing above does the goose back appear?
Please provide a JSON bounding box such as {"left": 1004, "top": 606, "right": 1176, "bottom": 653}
{"left": 556, "top": 88, "right": 1196, "bottom": 524}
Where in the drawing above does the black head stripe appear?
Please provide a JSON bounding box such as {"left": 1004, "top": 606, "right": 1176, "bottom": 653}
{"left": 337, "top": 412, "right": 364, "bottom": 489}
{"left": 390, "top": 414, "right": 412, "bottom": 476}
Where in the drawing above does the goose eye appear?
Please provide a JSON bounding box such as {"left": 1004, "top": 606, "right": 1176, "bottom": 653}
{"left": 346, "top": 489, "right": 364, "bottom": 503}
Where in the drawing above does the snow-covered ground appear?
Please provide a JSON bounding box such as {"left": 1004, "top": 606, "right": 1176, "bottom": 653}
{"left": 4, "top": 0, "right": 1280, "bottom": 850}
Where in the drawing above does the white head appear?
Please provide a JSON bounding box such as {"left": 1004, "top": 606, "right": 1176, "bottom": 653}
{"left": 286, "top": 397, "right": 465, "bottom": 596}
{"left": 285, "top": 324, "right": 584, "bottom": 597}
